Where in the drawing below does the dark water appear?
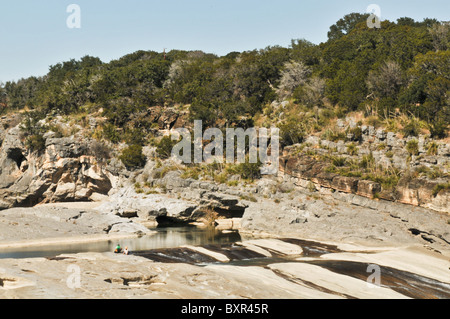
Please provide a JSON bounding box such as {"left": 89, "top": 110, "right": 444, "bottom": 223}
{"left": 0, "top": 226, "right": 241, "bottom": 259}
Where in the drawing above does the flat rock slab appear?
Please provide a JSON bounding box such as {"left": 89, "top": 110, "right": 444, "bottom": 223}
{"left": 268, "top": 262, "right": 408, "bottom": 299}
{"left": 243, "top": 239, "right": 303, "bottom": 256}
{"left": 0, "top": 204, "right": 153, "bottom": 245}
{"left": 182, "top": 245, "right": 230, "bottom": 263}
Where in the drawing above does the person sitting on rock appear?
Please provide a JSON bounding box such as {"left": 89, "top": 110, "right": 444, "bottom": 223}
{"left": 114, "top": 244, "right": 122, "bottom": 254}
{"left": 123, "top": 246, "right": 129, "bottom": 255}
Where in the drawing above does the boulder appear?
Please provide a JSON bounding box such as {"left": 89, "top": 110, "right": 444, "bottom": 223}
{"left": 108, "top": 221, "right": 151, "bottom": 235}
{"left": 202, "top": 192, "right": 240, "bottom": 208}
{"left": 98, "top": 187, "right": 198, "bottom": 224}
{"left": 437, "top": 144, "right": 450, "bottom": 156}
{"left": 376, "top": 129, "right": 387, "bottom": 140}
{"left": 45, "top": 137, "right": 89, "bottom": 161}
{"left": 425, "top": 189, "right": 450, "bottom": 213}
{"left": 356, "top": 180, "right": 381, "bottom": 199}
{"left": 395, "top": 177, "right": 448, "bottom": 211}
{"left": 311, "top": 172, "right": 338, "bottom": 188}
{"left": 0, "top": 127, "right": 113, "bottom": 209}
{"left": 331, "top": 176, "right": 359, "bottom": 193}
{"left": 215, "top": 218, "right": 242, "bottom": 230}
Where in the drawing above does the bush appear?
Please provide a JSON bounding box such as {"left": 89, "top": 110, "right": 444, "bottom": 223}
{"left": 359, "top": 153, "right": 375, "bottom": 169}
{"left": 25, "top": 134, "right": 46, "bottom": 153}
{"left": 402, "top": 119, "right": 420, "bottom": 137}
{"left": 429, "top": 120, "right": 448, "bottom": 139}
{"left": 227, "top": 158, "right": 262, "bottom": 181}
{"left": 88, "top": 140, "right": 111, "bottom": 161}
{"left": 101, "top": 123, "right": 121, "bottom": 144}
{"left": 156, "top": 136, "right": 179, "bottom": 159}
{"left": 236, "top": 161, "right": 262, "bottom": 181}
{"left": 278, "top": 118, "right": 305, "bottom": 147}
{"left": 432, "top": 183, "right": 450, "bottom": 197}
{"left": 331, "top": 156, "right": 347, "bottom": 167}
{"left": 119, "top": 144, "right": 146, "bottom": 169}
{"left": 321, "top": 128, "right": 346, "bottom": 142}
{"left": 347, "top": 127, "right": 362, "bottom": 142}
{"left": 427, "top": 142, "right": 438, "bottom": 155}
{"left": 406, "top": 139, "right": 419, "bottom": 156}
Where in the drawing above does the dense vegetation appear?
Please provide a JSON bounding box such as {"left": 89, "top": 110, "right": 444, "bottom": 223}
{"left": 1, "top": 13, "right": 449, "bottom": 147}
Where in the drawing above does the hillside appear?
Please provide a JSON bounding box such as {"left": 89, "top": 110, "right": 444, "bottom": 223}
{"left": 1, "top": 13, "right": 449, "bottom": 212}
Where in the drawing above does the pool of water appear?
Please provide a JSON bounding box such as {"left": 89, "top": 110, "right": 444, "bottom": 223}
{"left": 0, "top": 226, "right": 241, "bottom": 259}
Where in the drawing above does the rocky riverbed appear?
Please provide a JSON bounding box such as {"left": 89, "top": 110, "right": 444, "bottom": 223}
{"left": 0, "top": 232, "right": 448, "bottom": 299}
{"left": 0, "top": 193, "right": 448, "bottom": 299}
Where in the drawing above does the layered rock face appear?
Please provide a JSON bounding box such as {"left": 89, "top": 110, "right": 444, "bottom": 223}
{"left": 0, "top": 127, "right": 113, "bottom": 210}
{"left": 279, "top": 123, "right": 450, "bottom": 214}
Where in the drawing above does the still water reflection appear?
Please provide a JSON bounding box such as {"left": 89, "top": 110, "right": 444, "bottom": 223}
{"left": 0, "top": 226, "right": 241, "bottom": 259}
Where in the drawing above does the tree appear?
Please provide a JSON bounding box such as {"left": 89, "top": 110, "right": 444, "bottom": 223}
{"left": 277, "top": 61, "right": 311, "bottom": 98}
{"left": 278, "top": 116, "right": 305, "bottom": 147}
{"left": 327, "top": 13, "right": 370, "bottom": 41}
{"left": 429, "top": 22, "right": 450, "bottom": 51}
{"left": 0, "top": 84, "right": 6, "bottom": 114}
{"left": 4, "top": 77, "right": 42, "bottom": 109}
{"left": 325, "top": 61, "right": 367, "bottom": 111}
{"left": 294, "top": 76, "right": 326, "bottom": 107}
{"left": 290, "top": 39, "right": 321, "bottom": 66}
{"left": 367, "top": 61, "right": 404, "bottom": 99}
{"left": 119, "top": 144, "right": 146, "bottom": 169}
{"left": 156, "top": 136, "right": 179, "bottom": 159}
{"left": 401, "top": 50, "right": 450, "bottom": 123}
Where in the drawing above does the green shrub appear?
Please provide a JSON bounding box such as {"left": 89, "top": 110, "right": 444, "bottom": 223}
{"left": 156, "top": 136, "right": 179, "bottom": 159}
{"left": 402, "top": 119, "right": 420, "bottom": 137}
{"left": 359, "top": 153, "right": 375, "bottom": 169}
{"left": 278, "top": 118, "right": 305, "bottom": 147}
{"left": 366, "top": 116, "right": 381, "bottom": 128}
{"left": 181, "top": 166, "right": 201, "bottom": 180}
{"left": 119, "top": 144, "right": 146, "bottom": 169}
{"left": 101, "top": 123, "right": 121, "bottom": 143}
{"left": 25, "top": 134, "right": 46, "bottom": 153}
{"left": 331, "top": 156, "right": 347, "bottom": 167}
{"left": 227, "top": 180, "right": 239, "bottom": 187}
{"left": 406, "top": 139, "right": 419, "bottom": 156}
{"left": 235, "top": 161, "right": 262, "bottom": 181}
{"left": 346, "top": 143, "right": 358, "bottom": 156}
{"left": 123, "top": 127, "right": 145, "bottom": 146}
{"left": 432, "top": 183, "right": 450, "bottom": 197}
{"left": 429, "top": 120, "right": 448, "bottom": 139}
{"left": 321, "top": 129, "right": 346, "bottom": 142}
{"left": 347, "top": 127, "right": 362, "bottom": 141}
{"left": 426, "top": 142, "right": 438, "bottom": 155}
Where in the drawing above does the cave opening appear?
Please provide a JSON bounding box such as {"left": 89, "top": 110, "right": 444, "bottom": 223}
{"left": 7, "top": 148, "right": 26, "bottom": 169}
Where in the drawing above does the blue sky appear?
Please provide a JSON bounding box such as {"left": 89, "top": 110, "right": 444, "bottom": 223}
{"left": 0, "top": 0, "right": 448, "bottom": 83}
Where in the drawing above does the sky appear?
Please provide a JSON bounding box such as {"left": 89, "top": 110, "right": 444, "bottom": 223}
{"left": 0, "top": 0, "right": 448, "bottom": 83}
